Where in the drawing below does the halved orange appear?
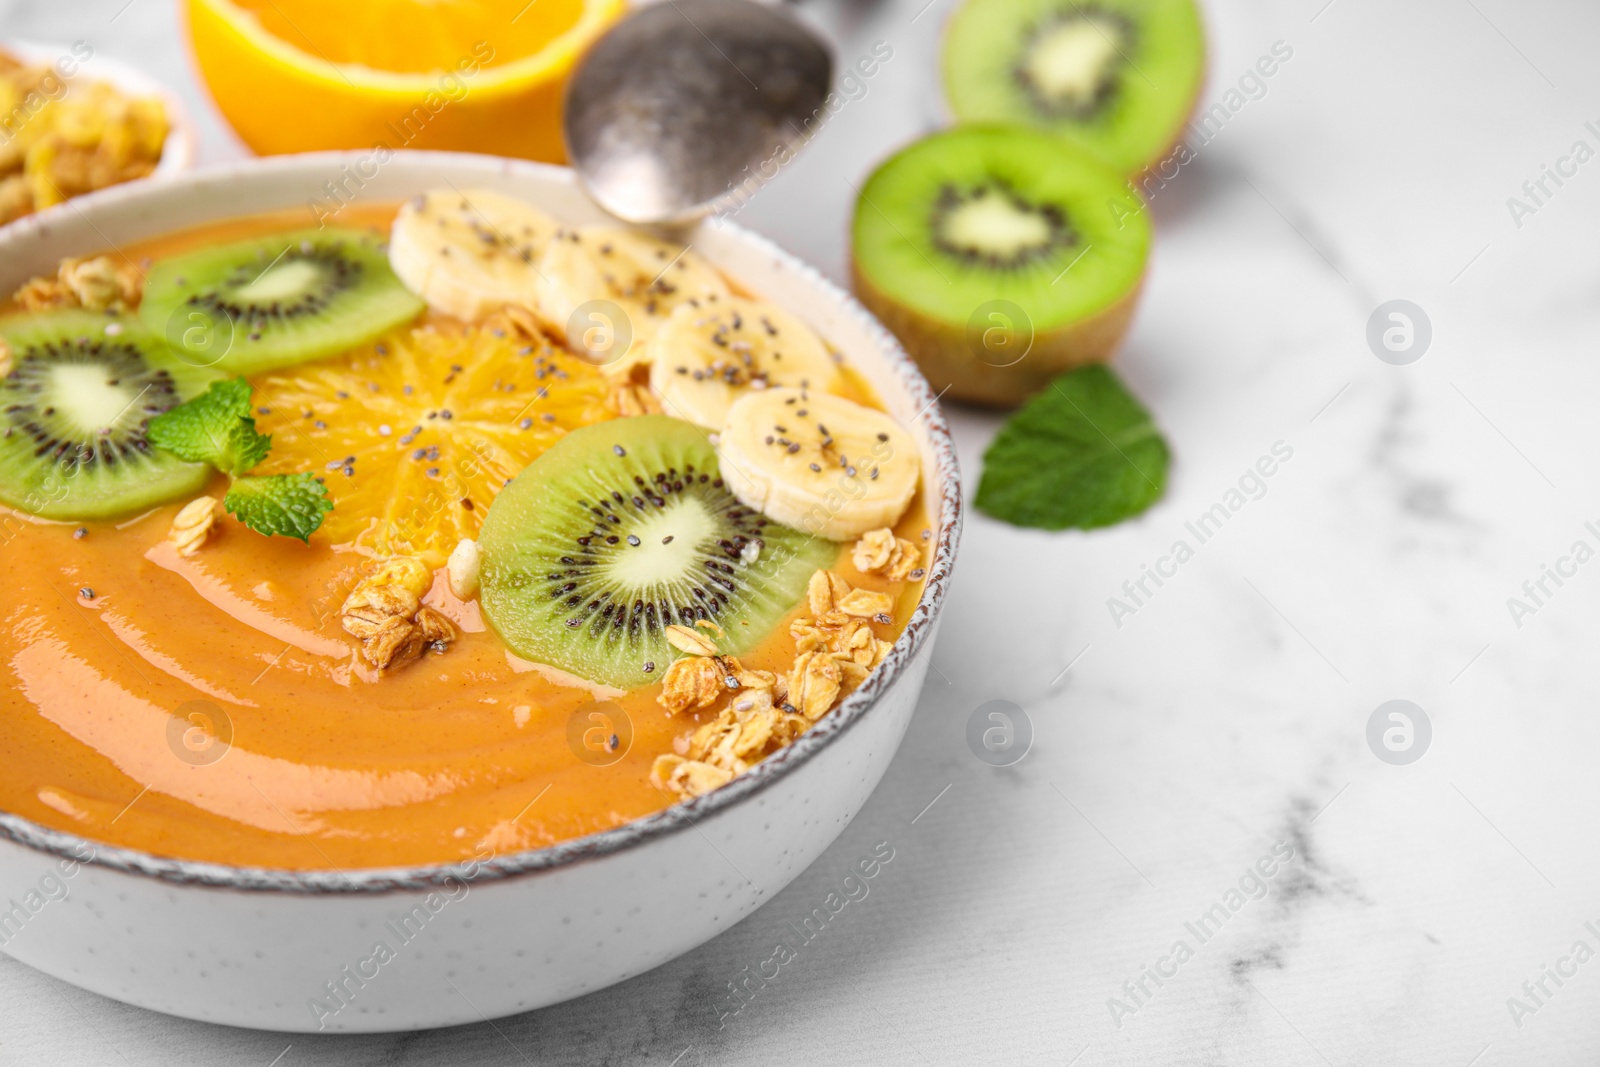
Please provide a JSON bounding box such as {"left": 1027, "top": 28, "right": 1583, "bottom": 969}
{"left": 253, "top": 324, "right": 616, "bottom": 565}
{"left": 184, "top": 0, "right": 625, "bottom": 161}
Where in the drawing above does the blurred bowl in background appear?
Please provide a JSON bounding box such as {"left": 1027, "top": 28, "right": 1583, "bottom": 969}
{"left": 8, "top": 41, "right": 196, "bottom": 177}
{"left": 0, "top": 41, "right": 194, "bottom": 231}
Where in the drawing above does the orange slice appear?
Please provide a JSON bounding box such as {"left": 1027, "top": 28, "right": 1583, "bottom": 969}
{"left": 184, "top": 0, "right": 624, "bottom": 161}
{"left": 252, "top": 324, "right": 616, "bottom": 565}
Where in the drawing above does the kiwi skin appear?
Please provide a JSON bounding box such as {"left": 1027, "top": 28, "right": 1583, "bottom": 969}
{"left": 851, "top": 264, "right": 1143, "bottom": 409}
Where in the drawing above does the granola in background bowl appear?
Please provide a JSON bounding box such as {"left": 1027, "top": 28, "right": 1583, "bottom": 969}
{"left": 0, "top": 41, "right": 194, "bottom": 227}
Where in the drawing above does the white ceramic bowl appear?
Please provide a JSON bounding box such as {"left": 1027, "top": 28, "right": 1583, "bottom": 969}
{"left": 0, "top": 152, "right": 961, "bottom": 1033}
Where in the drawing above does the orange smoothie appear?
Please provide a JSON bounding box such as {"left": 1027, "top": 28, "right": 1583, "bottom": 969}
{"left": 0, "top": 207, "right": 929, "bottom": 869}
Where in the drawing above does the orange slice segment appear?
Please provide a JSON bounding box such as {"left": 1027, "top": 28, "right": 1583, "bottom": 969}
{"left": 252, "top": 324, "right": 616, "bottom": 565}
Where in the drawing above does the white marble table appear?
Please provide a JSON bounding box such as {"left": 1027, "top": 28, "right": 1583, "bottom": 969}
{"left": 4, "top": 0, "right": 1599, "bottom": 1063}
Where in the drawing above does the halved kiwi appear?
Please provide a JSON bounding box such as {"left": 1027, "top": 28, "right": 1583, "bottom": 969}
{"left": 0, "top": 310, "right": 216, "bottom": 520}
{"left": 139, "top": 228, "right": 425, "bottom": 376}
{"left": 851, "top": 124, "right": 1150, "bottom": 407}
{"left": 478, "top": 415, "right": 835, "bottom": 689}
{"left": 942, "top": 0, "right": 1205, "bottom": 175}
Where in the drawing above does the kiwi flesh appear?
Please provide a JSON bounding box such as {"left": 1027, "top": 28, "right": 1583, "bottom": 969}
{"left": 139, "top": 228, "right": 424, "bottom": 376}
{"left": 478, "top": 415, "right": 835, "bottom": 689}
{"left": 942, "top": 0, "right": 1205, "bottom": 176}
{"left": 0, "top": 310, "right": 215, "bottom": 521}
{"left": 851, "top": 125, "right": 1149, "bottom": 407}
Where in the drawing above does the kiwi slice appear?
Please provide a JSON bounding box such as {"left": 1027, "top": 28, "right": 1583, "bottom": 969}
{"left": 851, "top": 125, "right": 1150, "bottom": 407}
{"left": 0, "top": 310, "right": 215, "bottom": 521}
{"left": 942, "top": 0, "right": 1205, "bottom": 175}
{"left": 139, "top": 228, "right": 425, "bottom": 376}
{"left": 478, "top": 415, "right": 835, "bottom": 689}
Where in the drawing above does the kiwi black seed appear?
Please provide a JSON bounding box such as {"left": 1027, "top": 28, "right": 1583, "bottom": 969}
{"left": 942, "top": 0, "right": 1205, "bottom": 175}
{"left": 139, "top": 228, "right": 425, "bottom": 376}
{"left": 0, "top": 310, "right": 214, "bottom": 521}
{"left": 478, "top": 415, "right": 834, "bottom": 689}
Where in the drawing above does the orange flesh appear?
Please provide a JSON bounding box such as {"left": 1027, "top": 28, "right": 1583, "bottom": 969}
{"left": 223, "top": 0, "right": 588, "bottom": 74}
{"left": 0, "top": 206, "right": 930, "bottom": 869}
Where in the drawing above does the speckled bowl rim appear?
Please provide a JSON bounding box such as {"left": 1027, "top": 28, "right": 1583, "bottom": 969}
{"left": 0, "top": 150, "right": 963, "bottom": 896}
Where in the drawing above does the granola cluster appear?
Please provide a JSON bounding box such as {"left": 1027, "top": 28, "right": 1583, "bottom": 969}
{"left": 650, "top": 528, "right": 922, "bottom": 799}
{"left": 656, "top": 622, "right": 779, "bottom": 715}
{"left": 339, "top": 556, "right": 458, "bottom": 671}
{"left": 168, "top": 496, "right": 219, "bottom": 558}
{"left": 851, "top": 528, "right": 924, "bottom": 582}
{"left": 652, "top": 685, "right": 811, "bottom": 798}
{"left": 611, "top": 377, "right": 662, "bottom": 418}
{"left": 480, "top": 303, "right": 547, "bottom": 344}
{"left": 651, "top": 620, "right": 800, "bottom": 797}
{"left": 0, "top": 53, "right": 169, "bottom": 225}
{"left": 14, "top": 254, "right": 143, "bottom": 312}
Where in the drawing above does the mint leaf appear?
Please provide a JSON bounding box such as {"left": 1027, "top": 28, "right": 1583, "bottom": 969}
{"left": 229, "top": 419, "right": 273, "bottom": 475}
{"left": 224, "top": 474, "right": 333, "bottom": 543}
{"left": 147, "top": 378, "right": 272, "bottom": 476}
{"left": 149, "top": 379, "right": 331, "bottom": 542}
{"left": 976, "top": 366, "right": 1169, "bottom": 530}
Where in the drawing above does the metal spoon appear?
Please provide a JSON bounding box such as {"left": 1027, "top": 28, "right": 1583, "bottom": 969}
{"left": 563, "top": 0, "right": 834, "bottom": 225}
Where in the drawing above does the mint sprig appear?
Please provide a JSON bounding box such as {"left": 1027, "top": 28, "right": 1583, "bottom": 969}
{"left": 148, "top": 378, "right": 332, "bottom": 543}
{"left": 976, "top": 366, "right": 1169, "bottom": 530}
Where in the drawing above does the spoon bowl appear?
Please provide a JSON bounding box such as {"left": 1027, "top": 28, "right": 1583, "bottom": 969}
{"left": 563, "top": 0, "right": 833, "bottom": 224}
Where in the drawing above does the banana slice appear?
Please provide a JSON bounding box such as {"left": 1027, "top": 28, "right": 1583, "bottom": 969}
{"left": 718, "top": 387, "right": 919, "bottom": 541}
{"left": 647, "top": 297, "right": 844, "bottom": 430}
{"left": 388, "top": 188, "right": 556, "bottom": 321}
{"left": 536, "top": 228, "right": 731, "bottom": 372}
